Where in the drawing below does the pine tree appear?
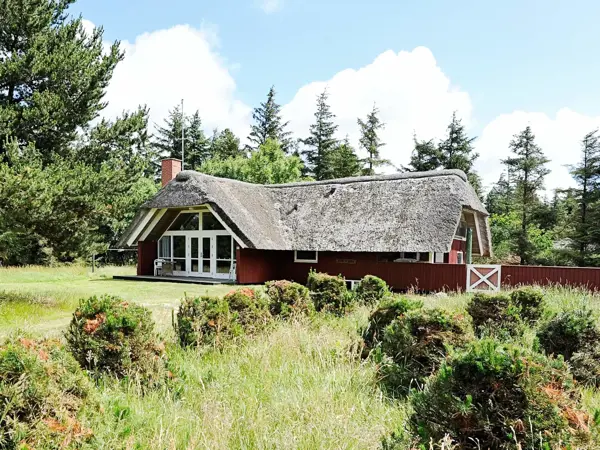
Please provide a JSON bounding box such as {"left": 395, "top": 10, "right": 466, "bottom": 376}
{"left": 210, "top": 128, "right": 245, "bottom": 159}
{"left": 403, "top": 136, "right": 442, "bottom": 172}
{"left": 502, "top": 126, "right": 550, "bottom": 264}
{"left": 301, "top": 89, "right": 338, "bottom": 180}
{"left": 568, "top": 129, "right": 600, "bottom": 265}
{"left": 153, "top": 105, "right": 209, "bottom": 169}
{"left": 329, "top": 138, "right": 361, "bottom": 178}
{"left": 438, "top": 112, "right": 478, "bottom": 173}
{"left": 485, "top": 172, "right": 513, "bottom": 216}
{"left": 358, "top": 105, "right": 389, "bottom": 175}
{"left": 0, "top": 0, "right": 122, "bottom": 161}
{"left": 247, "top": 86, "right": 293, "bottom": 152}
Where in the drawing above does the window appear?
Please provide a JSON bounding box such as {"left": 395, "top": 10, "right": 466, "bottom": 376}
{"left": 202, "top": 212, "right": 225, "bottom": 231}
{"left": 294, "top": 250, "right": 318, "bottom": 263}
{"left": 419, "top": 252, "right": 430, "bottom": 262}
{"left": 169, "top": 213, "right": 199, "bottom": 231}
{"left": 455, "top": 215, "right": 468, "bottom": 239}
{"left": 158, "top": 236, "right": 171, "bottom": 259}
{"left": 457, "top": 252, "right": 464, "bottom": 264}
{"left": 434, "top": 252, "right": 445, "bottom": 264}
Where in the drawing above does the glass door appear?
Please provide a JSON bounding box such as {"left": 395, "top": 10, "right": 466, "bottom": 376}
{"left": 172, "top": 235, "right": 187, "bottom": 275}
{"left": 200, "top": 236, "right": 212, "bottom": 277}
{"left": 188, "top": 237, "right": 200, "bottom": 276}
{"left": 215, "top": 235, "right": 234, "bottom": 279}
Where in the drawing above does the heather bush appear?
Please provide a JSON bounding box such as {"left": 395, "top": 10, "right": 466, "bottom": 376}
{"left": 175, "top": 288, "right": 271, "bottom": 347}
{"left": 306, "top": 271, "right": 351, "bottom": 313}
{"left": 570, "top": 345, "right": 600, "bottom": 387}
{"left": 510, "top": 286, "right": 545, "bottom": 324}
{"left": 410, "top": 340, "right": 593, "bottom": 449}
{"left": 466, "top": 292, "right": 523, "bottom": 339}
{"left": 378, "top": 308, "right": 472, "bottom": 396}
{"left": 361, "top": 296, "right": 423, "bottom": 354}
{"left": 265, "top": 280, "right": 314, "bottom": 317}
{"left": 537, "top": 308, "right": 600, "bottom": 361}
{"left": 66, "top": 295, "right": 164, "bottom": 379}
{"left": 0, "top": 336, "right": 96, "bottom": 448}
{"left": 355, "top": 275, "right": 389, "bottom": 305}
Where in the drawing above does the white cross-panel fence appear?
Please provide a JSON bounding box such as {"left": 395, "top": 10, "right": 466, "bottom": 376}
{"left": 466, "top": 264, "right": 502, "bottom": 292}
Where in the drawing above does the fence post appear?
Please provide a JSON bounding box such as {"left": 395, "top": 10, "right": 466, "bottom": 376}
{"left": 92, "top": 253, "right": 95, "bottom": 273}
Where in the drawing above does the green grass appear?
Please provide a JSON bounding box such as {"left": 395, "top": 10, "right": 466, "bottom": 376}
{"left": 0, "top": 265, "right": 240, "bottom": 336}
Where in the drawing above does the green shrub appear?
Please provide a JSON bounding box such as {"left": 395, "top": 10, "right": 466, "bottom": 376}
{"left": 0, "top": 336, "right": 96, "bottom": 448}
{"left": 571, "top": 344, "right": 600, "bottom": 387}
{"left": 362, "top": 296, "right": 423, "bottom": 353}
{"left": 65, "top": 295, "right": 162, "bottom": 377}
{"left": 410, "top": 340, "right": 593, "bottom": 449}
{"left": 306, "top": 271, "right": 350, "bottom": 313}
{"left": 175, "top": 288, "right": 271, "bottom": 347}
{"left": 265, "top": 280, "right": 314, "bottom": 317}
{"left": 378, "top": 308, "right": 472, "bottom": 396}
{"left": 537, "top": 309, "right": 600, "bottom": 360}
{"left": 510, "top": 286, "right": 545, "bottom": 324}
{"left": 355, "top": 275, "right": 389, "bottom": 305}
{"left": 466, "top": 292, "right": 523, "bottom": 339}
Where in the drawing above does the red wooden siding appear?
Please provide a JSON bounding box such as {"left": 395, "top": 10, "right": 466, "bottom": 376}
{"left": 502, "top": 265, "right": 600, "bottom": 291}
{"left": 449, "top": 239, "right": 466, "bottom": 264}
{"left": 237, "top": 249, "right": 467, "bottom": 291}
{"left": 138, "top": 241, "right": 157, "bottom": 276}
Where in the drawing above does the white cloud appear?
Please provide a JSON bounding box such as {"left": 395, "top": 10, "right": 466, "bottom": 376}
{"left": 476, "top": 109, "right": 600, "bottom": 193}
{"left": 282, "top": 47, "right": 472, "bottom": 172}
{"left": 259, "top": 0, "right": 282, "bottom": 14}
{"left": 100, "top": 24, "right": 251, "bottom": 139}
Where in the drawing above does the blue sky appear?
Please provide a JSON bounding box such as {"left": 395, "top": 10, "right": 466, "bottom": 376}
{"left": 72, "top": 0, "right": 600, "bottom": 190}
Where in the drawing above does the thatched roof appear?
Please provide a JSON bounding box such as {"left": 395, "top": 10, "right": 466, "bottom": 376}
{"left": 121, "top": 169, "right": 490, "bottom": 255}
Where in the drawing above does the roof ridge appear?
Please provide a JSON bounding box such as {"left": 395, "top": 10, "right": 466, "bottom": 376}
{"left": 176, "top": 169, "right": 468, "bottom": 188}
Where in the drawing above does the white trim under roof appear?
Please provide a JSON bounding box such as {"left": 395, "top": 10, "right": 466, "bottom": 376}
{"left": 126, "top": 208, "right": 157, "bottom": 247}
{"left": 139, "top": 209, "right": 167, "bottom": 242}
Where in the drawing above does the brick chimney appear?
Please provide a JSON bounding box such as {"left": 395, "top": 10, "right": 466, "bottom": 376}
{"left": 161, "top": 158, "right": 182, "bottom": 187}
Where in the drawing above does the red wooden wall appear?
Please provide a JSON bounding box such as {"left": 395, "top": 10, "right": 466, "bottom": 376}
{"left": 502, "top": 265, "right": 600, "bottom": 291}
{"left": 138, "top": 241, "right": 157, "bottom": 276}
{"left": 237, "top": 249, "right": 467, "bottom": 292}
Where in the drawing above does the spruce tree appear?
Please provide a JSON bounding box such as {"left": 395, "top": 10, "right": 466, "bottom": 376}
{"left": 0, "top": 0, "right": 122, "bottom": 161}
{"left": 485, "top": 172, "right": 513, "bottom": 216}
{"left": 438, "top": 112, "right": 478, "bottom": 173}
{"left": 404, "top": 136, "right": 442, "bottom": 172}
{"left": 301, "top": 89, "right": 338, "bottom": 180}
{"left": 210, "top": 128, "right": 244, "bottom": 159}
{"left": 568, "top": 129, "right": 600, "bottom": 265}
{"left": 502, "top": 126, "right": 550, "bottom": 264}
{"left": 329, "top": 138, "right": 361, "bottom": 178}
{"left": 358, "top": 105, "right": 389, "bottom": 175}
{"left": 247, "top": 86, "right": 293, "bottom": 152}
{"left": 153, "top": 105, "right": 209, "bottom": 169}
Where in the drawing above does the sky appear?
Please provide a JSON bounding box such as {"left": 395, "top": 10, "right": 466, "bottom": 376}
{"left": 71, "top": 0, "right": 600, "bottom": 192}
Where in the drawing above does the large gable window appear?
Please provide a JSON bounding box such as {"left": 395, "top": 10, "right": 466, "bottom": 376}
{"left": 294, "top": 250, "right": 318, "bottom": 263}
{"left": 202, "top": 211, "right": 226, "bottom": 231}
{"left": 169, "top": 213, "right": 199, "bottom": 231}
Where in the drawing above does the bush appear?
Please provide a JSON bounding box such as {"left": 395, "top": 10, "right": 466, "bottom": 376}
{"left": 537, "top": 309, "right": 600, "bottom": 360}
{"left": 410, "top": 340, "right": 593, "bottom": 449}
{"left": 265, "top": 280, "right": 314, "bottom": 317}
{"left": 361, "top": 296, "right": 423, "bottom": 353}
{"left": 0, "top": 336, "right": 95, "bottom": 448}
{"left": 306, "top": 271, "right": 350, "bottom": 313}
{"left": 466, "top": 292, "right": 523, "bottom": 339}
{"left": 355, "top": 275, "right": 389, "bottom": 305}
{"left": 175, "top": 288, "right": 271, "bottom": 347}
{"left": 378, "top": 308, "right": 472, "bottom": 396}
{"left": 510, "top": 286, "right": 545, "bottom": 324}
{"left": 66, "top": 295, "right": 162, "bottom": 377}
{"left": 571, "top": 344, "right": 600, "bottom": 387}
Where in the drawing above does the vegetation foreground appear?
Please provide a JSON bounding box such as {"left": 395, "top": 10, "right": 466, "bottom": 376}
{"left": 2, "top": 267, "right": 600, "bottom": 448}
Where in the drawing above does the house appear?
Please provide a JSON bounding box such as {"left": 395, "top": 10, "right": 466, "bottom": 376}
{"left": 118, "top": 159, "right": 492, "bottom": 288}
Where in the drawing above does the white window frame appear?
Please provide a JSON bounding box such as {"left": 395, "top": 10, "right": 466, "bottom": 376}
{"left": 434, "top": 252, "right": 445, "bottom": 264}
{"left": 294, "top": 250, "right": 318, "bottom": 263}
{"left": 457, "top": 251, "right": 464, "bottom": 264}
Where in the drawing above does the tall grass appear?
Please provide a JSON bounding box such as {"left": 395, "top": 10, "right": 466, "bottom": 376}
{"left": 84, "top": 313, "right": 406, "bottom": 449}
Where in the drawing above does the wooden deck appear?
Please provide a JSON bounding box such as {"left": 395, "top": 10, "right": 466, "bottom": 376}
{"left": 113, "top": 275, "right": 235, "bottom": 285}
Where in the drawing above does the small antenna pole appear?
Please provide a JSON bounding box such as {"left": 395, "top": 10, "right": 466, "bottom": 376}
{"left": 181, "top": 98, "right": 185, "bottom": 170}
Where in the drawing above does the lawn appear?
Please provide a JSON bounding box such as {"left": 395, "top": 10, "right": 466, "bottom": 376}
{"left": 3, "top": 266, "right": 600, "bottom": 448}
{"left": 0, "top": 265, "right": 239, "bottom": 336}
